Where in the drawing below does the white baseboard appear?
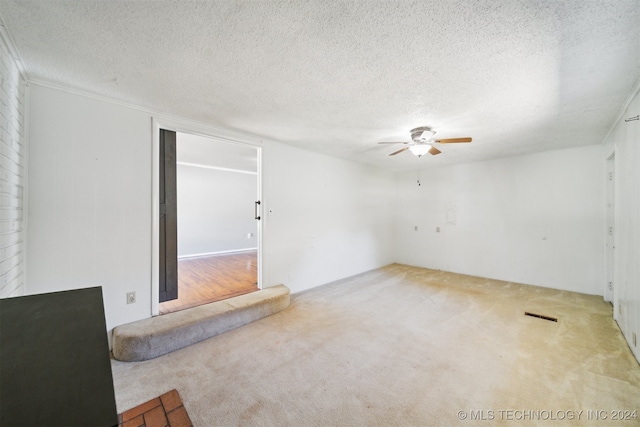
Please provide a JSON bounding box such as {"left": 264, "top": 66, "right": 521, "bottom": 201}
{"left": 178, "top": 248, "right": 258, "bottom": 260}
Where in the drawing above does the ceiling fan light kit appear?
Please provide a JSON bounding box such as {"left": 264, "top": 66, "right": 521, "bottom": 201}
{"left": 408, "top": 145, "right": 431, "bottom": 157}
{"left": 379, "top": 126, "right": 472, "bottom": 158}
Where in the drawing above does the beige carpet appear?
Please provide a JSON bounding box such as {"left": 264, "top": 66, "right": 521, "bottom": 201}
{"left": 111, "top": 264, "right": 640, "bottom": 426}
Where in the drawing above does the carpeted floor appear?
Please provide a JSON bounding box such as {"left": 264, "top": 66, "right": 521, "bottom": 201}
{"left": 111, "top": 264, "right": 640, "bottom": 426}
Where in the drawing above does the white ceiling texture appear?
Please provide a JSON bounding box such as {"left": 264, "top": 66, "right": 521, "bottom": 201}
{"left": 0, "top": 0, "right": 638, "bottom": 172}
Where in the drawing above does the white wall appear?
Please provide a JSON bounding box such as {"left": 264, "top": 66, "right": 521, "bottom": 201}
{"left": 26, "top": 84, "right": 395, "bottom": 332}
{"left": 262, "top": 141, "right": 395, "bottom": 294}
{"left": 24, "top": 80, "right": 633, "bottom": 358}
{"left": 27, "top": 85, "right": 153, "bottom": 330}
{"left": 604, "top": 86, "right": 639, "bottom": 360}
{"left": 0, "top": 30, "right": 26, "bottom": 298}
{"left": 394, "top": 145, "right": 606, "bottom": 295}
{"left": 177, "top": 164, "right": 257, "bottom": 257}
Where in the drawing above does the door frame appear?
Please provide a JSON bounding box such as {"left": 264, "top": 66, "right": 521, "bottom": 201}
{"left": 604, "top": 151, "right": 615, "bottom": 303}
{"left": 151, "top": 117, "right": 263, "bottom": 316}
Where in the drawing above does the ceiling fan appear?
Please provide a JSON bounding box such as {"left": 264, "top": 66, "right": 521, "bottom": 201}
{"left": 378, "top": 126, "right": 472, "bottom": 157}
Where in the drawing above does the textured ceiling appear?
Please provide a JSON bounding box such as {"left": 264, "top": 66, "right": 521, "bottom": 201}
{"left": 0, "top": 0, "right": 638, "bottom": 171}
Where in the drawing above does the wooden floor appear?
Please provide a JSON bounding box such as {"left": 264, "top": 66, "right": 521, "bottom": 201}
{"left": 159, "top": 251, "right": 258, "bottom": 315}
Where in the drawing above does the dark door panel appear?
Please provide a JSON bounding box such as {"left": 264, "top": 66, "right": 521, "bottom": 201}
{"left": 159, "top": 129, "right": 178, "bottom": 302}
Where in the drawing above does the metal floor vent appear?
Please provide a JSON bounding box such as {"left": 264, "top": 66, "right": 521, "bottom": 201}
{"left": 524, "top": 312, "right": 558, "bottom": 322}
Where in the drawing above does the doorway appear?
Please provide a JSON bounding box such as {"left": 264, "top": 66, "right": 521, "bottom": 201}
{"left": 156, "top": 129, "right": 261, "bottom": 315}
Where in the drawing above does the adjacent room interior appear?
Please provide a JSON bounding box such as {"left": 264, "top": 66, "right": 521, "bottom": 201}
{"left": 159, "top": 132, "right": 260, "bottom": 314}
{"left": 0, "top": 1, "right": 638, "bottom": 426}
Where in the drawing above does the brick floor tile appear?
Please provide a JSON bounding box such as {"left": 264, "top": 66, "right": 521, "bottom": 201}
{"left": 119, "top": 389, "right": 191, "bottom": 427}
{"left": 160, "top": 389, "right": 182, "bottom": 413}
{"left": 121, "top": 397, "right": 161, "bottom": 421}
{"left": 167, "top": 406, "right": 193, "bottom": 427}
{"left": 144, "top": 404, "right": 168, "bottom": 427}
{"left": 122, "top": 414, "right": 145, "bottom": 427}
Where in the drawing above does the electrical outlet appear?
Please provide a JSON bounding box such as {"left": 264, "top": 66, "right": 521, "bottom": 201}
{"left": 126, "top": 292, "right": 136, "bottom": 304}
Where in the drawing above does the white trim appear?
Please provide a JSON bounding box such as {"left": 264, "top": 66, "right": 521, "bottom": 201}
{"left": 178, "top": 248, "right": 258, "bottom": 260}
{"left": 151, "top": 118, "right": 160, "bottom": 316}
{"left": 603, "top": 152, "right": 615, "bottom": 302}
{"left": 256, "top": 143, "right": 263, "bottom": 294}
{"left": 601, "top": 75, "right": 640, "bottom": 145}
{"left": 177, "top": 161, "right": 257, "bottom": 175}
{"left": 22, "top": 81, "right": 29, "bottom": 295}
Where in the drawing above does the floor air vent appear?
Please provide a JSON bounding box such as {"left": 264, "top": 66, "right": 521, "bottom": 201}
{"left": 524, "top": 312, "right": 558, "bottom": 322}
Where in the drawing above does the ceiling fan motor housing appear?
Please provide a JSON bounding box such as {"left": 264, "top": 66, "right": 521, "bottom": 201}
{"left": 411, "top": 126, "right": 436, "bottom": 142}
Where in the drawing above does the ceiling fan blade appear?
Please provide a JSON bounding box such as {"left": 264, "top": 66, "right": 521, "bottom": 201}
{"left": 429, "top": 147, "right": 441, "bottom": 156}
{"left": 435, "top": 137, "right": 472, "bottom": 144}
{"left": 378, "top": 141, "right": 408, "bottom": 145}
{"left": 389, "top": 147, "right": 410, "bottom": 156}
